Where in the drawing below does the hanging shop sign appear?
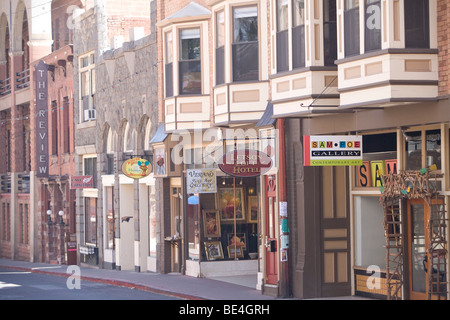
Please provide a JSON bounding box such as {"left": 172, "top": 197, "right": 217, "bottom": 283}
{"left": 357, "top": 159, "right": 397, "bottom": 187}
{"left": 186, "top": 169, "right": 217, "bottom": 194}
{"left": 304, "top": 135, "right": 363, "bottom": 166}
{"left": 35, "top": 60, "right": 50, "bottom": 177}
{"left": 121, "top": 157, "right": 152, "bottom": 179}
{"left": 218, "top": 150, "right": 273, "bottom": 177}
{"left": 70, "top": 175, "right": 94, "bottom": 189}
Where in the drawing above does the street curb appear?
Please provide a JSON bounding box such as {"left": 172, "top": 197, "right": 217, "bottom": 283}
{"left": 0, "top": 264, "right": 205, "bottom": 300}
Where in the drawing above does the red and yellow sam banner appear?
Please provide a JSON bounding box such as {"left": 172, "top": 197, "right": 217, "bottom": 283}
{"left": 357, "top": 159, "right": 397, "bottom": 187}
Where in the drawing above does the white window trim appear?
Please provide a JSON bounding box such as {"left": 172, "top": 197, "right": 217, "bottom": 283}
{"left": 79, "top": 51, "right": 96, "bottom": 123}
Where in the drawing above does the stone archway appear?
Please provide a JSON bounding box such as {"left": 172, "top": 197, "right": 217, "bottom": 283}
{"left": 380, "top": 170, "right": 447, "bottom": 300}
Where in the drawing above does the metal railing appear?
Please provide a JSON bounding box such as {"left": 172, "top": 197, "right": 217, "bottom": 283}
{"left": 16, "top": 69, "right": 30, "bottom": 90}
{"left": 0, "top": 77, "right": 11, "bottom": 96}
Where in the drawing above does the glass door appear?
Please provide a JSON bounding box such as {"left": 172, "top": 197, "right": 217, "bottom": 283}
{"left": 407, "top": 198, "right": 446, "bottom": 300}
{"left": 408, "top": 200, "right": 427, "bottom": 300}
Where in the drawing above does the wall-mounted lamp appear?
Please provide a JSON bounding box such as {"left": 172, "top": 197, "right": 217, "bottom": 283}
{"left": 401, "top": 129, "right": 411, "bottom": 142}
{"left": 46, "top": 209, "right": 53, "bottom": 225}
{"left": 58, "top": 210, "right": 65, "bottom": 225}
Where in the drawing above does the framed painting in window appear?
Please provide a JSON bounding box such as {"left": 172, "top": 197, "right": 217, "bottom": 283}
{"left": 217, "top": 187, "right": 245, "bottom": 222}
{"left": 247, "top": 195, "right": 258, "bottom": 223}
{"left": 202, "top": 209, "right": 221, "bottom": 238}
{"left": 204, "top": 241, "right": 224, "bottom": 260}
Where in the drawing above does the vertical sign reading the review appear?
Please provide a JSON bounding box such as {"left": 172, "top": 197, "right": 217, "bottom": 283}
{"left": 35, "top": 61, "right": 49, "bottom": 177}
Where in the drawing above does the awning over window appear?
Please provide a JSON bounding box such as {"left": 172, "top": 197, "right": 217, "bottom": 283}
{"left": 256, "top": 102, "right": 276, "bottom": 128}
{"left": 149, "top": 124, "right": 168, "bottom": 144}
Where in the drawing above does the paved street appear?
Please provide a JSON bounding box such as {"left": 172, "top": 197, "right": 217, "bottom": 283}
{"left": 0, "top": 267, "right": 179, "bottom": 300}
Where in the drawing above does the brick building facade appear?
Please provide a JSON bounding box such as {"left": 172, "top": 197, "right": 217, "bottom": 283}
{"left": 0, "top": 0, "right": 81, "bottom": 264}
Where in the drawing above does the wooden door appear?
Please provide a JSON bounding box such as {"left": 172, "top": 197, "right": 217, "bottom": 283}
{"left": 265, "top": 175, "right": 278, "bottom": 285}
{"left": 170, "top": 187, "right": 182, "bottom": 273}
{"left": 407, "top": 198, "right": 445, "bottom": 300}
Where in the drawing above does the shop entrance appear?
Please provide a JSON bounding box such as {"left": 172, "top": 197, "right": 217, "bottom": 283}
{"left": 265, "top": 175, "right": 277, "bottom": 285}
{"left": 170, "top": 186, "right": 182, "bottom": 273}
{"left": 407, "top": 198, "right": 446, "bottom": 300}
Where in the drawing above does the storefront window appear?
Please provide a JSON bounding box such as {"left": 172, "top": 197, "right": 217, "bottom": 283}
{"left": 426, "top": 129, "right": 441, "bottom": 170}
{"left": 149, "top": 185, "right": 157, "bottom": 257}
{"left": 188, "top": 194, "right": 200, "bottom": 260}
{"left": 405, "top": 131, "right": 422, "bottom": 170}
{"left": 354, "top": 196, "right": 386, "bottom": 269}
{"left": 199, "top": 178, "right": 259, "bottom": 261}
{"left": 405, "top": 129, "right": 441, "bottom": 171}
{"left": 356, "top": 133, "right": 396, "bottom": 188}
{"left": 85, "top": 197, "right": 97, "bottom": 245}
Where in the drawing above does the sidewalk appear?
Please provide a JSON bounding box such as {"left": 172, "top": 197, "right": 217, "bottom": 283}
{"left": 0, "top": 258, "right": 275, "bottom": 300}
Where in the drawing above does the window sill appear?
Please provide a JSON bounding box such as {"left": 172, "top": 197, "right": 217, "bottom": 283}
{"left": 76, "top": 119, "right": 96, "bottom": 129}
{"left": 336, "top": 48, "right": 438, "bottom": 65}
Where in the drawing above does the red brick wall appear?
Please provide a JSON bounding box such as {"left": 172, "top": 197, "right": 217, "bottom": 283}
{"left": 106, "top": 0, "right": 151, "bottom": 41}
{"left": 437, "top": 0, "right": 450, "bottom": 96}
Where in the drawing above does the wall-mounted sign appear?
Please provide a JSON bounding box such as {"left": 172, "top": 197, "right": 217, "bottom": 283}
{"left": 357, "top": 159, "right": 397, "bottom": 187}
{"left": 304, "top": 135, "right": 363, "bottom": 166}
{"left": 121, "top": 157, "right": 152, "bottom": 179}
{"left": 218, "top": 150, "right": 272, "bottom": 177}
{"left": 70, "top": 175, "right": 94, "bottom": 189}
{"left": 186, "top": 169, "right": 217, "bottom": 194}
{"left": 35, "top": 60, "right": 50, "bottom": 177}
{"left": 154, "top": 147, "right": 166, "bottom": 176}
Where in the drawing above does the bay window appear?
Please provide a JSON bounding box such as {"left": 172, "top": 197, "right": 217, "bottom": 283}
{"left": 405, "top": 0, "right": 429, "bottom": 48}
{"left": 292, "top": 0, "right": 305, "bottom": 69}
{"left": 323, "top": 0, "right": 337, "bottom": 65}
{"left": 216, "top": 11, "right": 225, "bottom": 85}
{"left": 344, "top": 0, "right": 360, "bottom": 57}
{"left": 179, "top": 28, "right": 201, "bottom": 95}
{"left": 232, "top": 6, "right": 259, "bottom": 82}
{"left": 165, "top": 31, "right": 173, "bottom": 97}
{"left": 365, "top": 0, "right": 381, "bottom": 52}
{"left": 277, "top": 0, "right": 289, "bottom": 72}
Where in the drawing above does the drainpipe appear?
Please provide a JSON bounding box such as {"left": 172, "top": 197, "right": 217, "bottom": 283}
{"left": 277, "top": 118, "right": 290, "bottom": 298}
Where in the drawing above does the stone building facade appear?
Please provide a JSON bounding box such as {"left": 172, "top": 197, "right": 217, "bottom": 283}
{"left": 73, "top": 0, "right": 158, "bottom": 271}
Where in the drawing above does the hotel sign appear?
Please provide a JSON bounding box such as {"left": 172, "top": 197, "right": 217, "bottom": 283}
{"left": 304, "top": 135, "right": 363, "bottom": 166}
{"left": 218, "top": 150, "right": 273, "bottom": 177}
{"left": 35, "top": 61, "right": 49, "bottom": 177}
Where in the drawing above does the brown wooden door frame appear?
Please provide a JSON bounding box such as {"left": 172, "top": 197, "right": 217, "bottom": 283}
{"left": 406, "top": 198, "right": 444, "bottom": 300}
{"left": 264, "top": 175, "right": 278, "bottom": 285}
